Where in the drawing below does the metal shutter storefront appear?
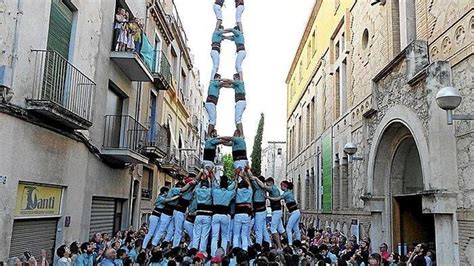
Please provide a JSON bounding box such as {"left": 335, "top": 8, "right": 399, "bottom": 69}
{"left": 9, "top": 219, "right": 58, "bottom": 263}
{"left": 90, "top": 197, "right": 116, "bottom": 238}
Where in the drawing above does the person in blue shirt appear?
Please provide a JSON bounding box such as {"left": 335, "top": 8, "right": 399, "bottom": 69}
{"left": 268, "top": 181, "right": 301, "bottom": 246}
{"left": 221, "top": 73, "right": 246, "bottom": 137}
{"left": 248, "top": 173, "right": 269, "bottom": 246}
{"left": 172, "top": 177, "right": 197, "bottom": 248}
{"left": 99, "top": 249, "right": 117, "bottom": 266}
{"left": 74, "top": 242, "right": 94, "bottom": 266}
{"left": 142, "top": 186, "right": 169, "bottom": 249}
{"left": 203, "top": 129, "right": 231, "bottom": 166}
{"left": 210, "top": 174, "right": 236, "bottom": 256}
{"left": 221, "top": 129, "right": 248, "bottom": 174}
{"left": 192, "top": 178, "right": 213, "bottom": 252}
{"left": 252, "top": 177, "right": 285, "bottom": 250}
{"left": 205, "top": 74, "right": 232, "bottom": 135}
{"left": 233, "top": 171, "right": 252, "bottom": 251}
{"left": 210, "top": 25, "right": 233, "bottom": 81}
{"left": 152, "top": 181, "right": 194, "bottom": 246}
{"left": 226, "top": 26, "right": 246, "bottom": 80}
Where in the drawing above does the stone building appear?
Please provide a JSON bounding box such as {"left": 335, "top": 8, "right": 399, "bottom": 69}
{"left": 0, "top": 0, "right": 205, "bottom": 262}
{"left": 261, "top": 141, "right": 287, "bottom": 185}
{"left": 286, "top": 0, "right": 473, "bottom": 264}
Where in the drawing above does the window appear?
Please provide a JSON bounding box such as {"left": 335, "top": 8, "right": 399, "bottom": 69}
{"left": 141, "top": 168, "right": 153, "bottom": 200}
{"left": 332, "top": 25, "right": 347, "bottom": 119}
{"left": 312, "top": 30, "right": 317, "bottom": 56}
{"left": 297, "top": 175, "right": 302, "bottom": 204}
{"left": 335, "top": 41, "right": 340, "bottom": 60}
{"left": 306, "top": 104, "right": 311, "bottom": 146}
{"left": 277, "top": 148, "right": 282, "bottom": 155}
{"left": 311, "top": 97, "right": 316, "bottom": 140}
{"left": 47, "top": 0, "right": 74, "bottom": 59}
{"left": 335, "top": 68, "right": 341, "bottom": 118}
{"left": 298, "top": 61, "right": 303, "bottom": 83}
{"left": 298, "top": 116, "right": 303, "bottom": 151}
{"left": 154, "top": 33, "right": 162, "bottom": 72}
{"left": 305, "top": 171, "right": 310, "bottom": 210}
{"left": 171, "top": 48, "right": 179, "bottom": 80}
{"left": 307, "top": 41, "right": 312, "bottom": 67}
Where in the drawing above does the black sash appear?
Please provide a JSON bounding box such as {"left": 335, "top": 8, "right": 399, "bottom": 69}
{"left": 203, "top": 148, "right": 217, "bottom": 162}
{"left": 232, "top": 149, "right": 247, "bottom": 161}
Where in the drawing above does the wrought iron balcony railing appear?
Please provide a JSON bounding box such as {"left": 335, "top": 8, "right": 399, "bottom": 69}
{"left": 31, "top": 50, "right": 95, "bottom": 123}
{"left": 103, "top": 115, "right": 148, "bottom": 153}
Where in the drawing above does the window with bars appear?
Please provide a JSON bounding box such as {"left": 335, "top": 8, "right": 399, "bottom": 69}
{"left": 141, "top": 168, "right": 153, "bottom": 200}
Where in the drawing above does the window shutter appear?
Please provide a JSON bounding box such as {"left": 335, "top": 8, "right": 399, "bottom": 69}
{"left": 47, "top": 0, "right": 73, "bottom": 59}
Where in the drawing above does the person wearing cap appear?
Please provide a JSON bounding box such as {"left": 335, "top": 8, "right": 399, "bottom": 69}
{"left": 210, "top": 175, "right": 236, "bottom": 256}
{"left": 172, "top": 176, "right": 198, "bottom": 248}
{"left": 232, "top": 171, "right": 252, "bottom": 251}
{"left": 152, "top": 181, "right": 195, "bottom": 246}
{"left": 142, "top": 186, "right": 169, "bottom": 249}
{"left": 205, "top": 74, "right": 231, "bottom": 136}
{"left": 192, "top": 179, "right": 213, "bottom": 252}
{"left": 226, "top": 26, "right": 246, "bottom": 81}
{"left": 252, "top": 177, "right": 285, "bottom": 250}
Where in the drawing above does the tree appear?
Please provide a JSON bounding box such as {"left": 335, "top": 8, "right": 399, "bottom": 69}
{"left": 250, "top": 113, "right": 265, "bottom": 176}
{"left": 223, "top": 154, "right": 234, "bottom": 179}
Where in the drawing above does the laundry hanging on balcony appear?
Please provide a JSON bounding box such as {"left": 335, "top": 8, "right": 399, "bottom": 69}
{"left": 140, "top": 34, "right": 155, "bottom": 71}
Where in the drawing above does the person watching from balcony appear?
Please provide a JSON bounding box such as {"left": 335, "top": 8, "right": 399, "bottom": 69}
{"left": 114, "top": 8, "right": 127, "bottom": 51}
{"left": 205, "top": 74, "right": 232, "bottom": 136}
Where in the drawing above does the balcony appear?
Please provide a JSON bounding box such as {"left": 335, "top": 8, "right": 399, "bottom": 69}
{"left": 26, "top": 50, "right": 95, "bottom": 130}
{"left": 102, "top": 115, "right": 149, "bottom": 165}
{"left": 143, "top": 122, "right": 169, "bottom": 159}
{"left": 187, "top": 154, "right": 201, "bottom": 176}
{"left": 160, "top": 147, "right": 188, "bottom": 177}
{"left": 152, "top": 51, "right": 172, "bottom": 90}
{"left": 110, "top": 51, "right": 153, "bottom": 82}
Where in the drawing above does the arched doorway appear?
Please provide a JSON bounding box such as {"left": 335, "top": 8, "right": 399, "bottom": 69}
{"left": 372, "top": 122, "right": 435, "bottom": 255}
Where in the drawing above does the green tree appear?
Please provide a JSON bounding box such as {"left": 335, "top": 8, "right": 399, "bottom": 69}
{"left": 223, "top": 154, "right": 234, "bottom": 179}
{"left": 250, "top": 113, "right": 265, "bottom": 176}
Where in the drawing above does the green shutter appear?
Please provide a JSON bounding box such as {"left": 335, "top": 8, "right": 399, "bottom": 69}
{"left": 47, "top": 0, "right": 73, "bottom": 59}
{"left": 322, "top": 134, "right": 333, "bottom": 213}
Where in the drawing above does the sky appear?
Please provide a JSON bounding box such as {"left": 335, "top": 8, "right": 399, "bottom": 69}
{"left": 174, "top": 0, "right": 316, "bottom": 155}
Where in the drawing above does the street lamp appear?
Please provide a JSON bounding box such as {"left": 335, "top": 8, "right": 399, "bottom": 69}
{"left": 344, "top": 142, "right": 363, "bottom": 163}
{"left": 436, "top": 86, "right": 474, "bottom": 125}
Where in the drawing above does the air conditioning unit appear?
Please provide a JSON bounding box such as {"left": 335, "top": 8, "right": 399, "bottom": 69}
{"left": 371, "top": 0, "right": 386, "bottom": 6}
{"left": 0, "top": 65, "right": 12, "bottom": 90}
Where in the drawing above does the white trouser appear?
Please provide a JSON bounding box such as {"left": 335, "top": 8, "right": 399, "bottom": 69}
{"left": 205, "top": 102, "right": 217, "bottom": 126}
{"left": 211, "top": 214, "right": 230, "bottom": 256}
{"left": 248, "top": 217, "right": 254, "bottom": 246}
{"left": 228, "top": 218, "right": 234, "bottom": 243}
{"left": 254, "top": 210, "right": 267, "bottom": 244}
{"left": 263, "top": 221, "right": 271, "bottom": 245}
{"left": 172, "top": 210, "right": 186, "bottom": 247}
{"left": 183, "top": 220, "right": 194, "bottom": 243}
{"left": 235, "top": 100, "right": 246, "bottom": 125}
{"left": 235, "top": 5, "right": 244, "bottom": 23}
{"left": 152, "top": 213, "right": 173, "bottom": 246}
{"left": 233, "top": 159, "right": 248, "bottom": 170}
{"left": 286, "top": 209, "right": 301, "bottom": 246}
{"left": 270, "top": 210, "right": 285, "bottom": 234}
{"left": 213, "top": 4, "right": 223, "bottom": 20}
{"left": 233, "top": 213, "right": 251, "bottom": 251}
{"left": 210, "top": 50, "right": 220, "bottom": 80}
{"left": 192, "top": 215, "right": 212, "bottom": 252}
{"left": 235, "top": 50, "right": 247, "bottom": 73}
{"left": 142, "top": 215, "right": 160, "bottom": 248}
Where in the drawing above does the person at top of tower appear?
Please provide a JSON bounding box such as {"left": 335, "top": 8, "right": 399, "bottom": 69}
{"left": 225, "top": 26, "right": 246, "bottom": 81}
{"left": 205, "top": 73, "right": 232, "bottom": 136}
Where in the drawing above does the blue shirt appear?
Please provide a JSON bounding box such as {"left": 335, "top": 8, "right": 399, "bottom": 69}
{"left": 195, "top": 184, "right": 212, "bottom": 205}
{"left": 182, "top": 186, "right": 194, "bottom": 201}
{"left": 232, "top": 137, "right": 246, "bottom": 151}
{"left": 114, "top": 259, "right": 124, "bottom": 266}
{"left": 99, "top": 259, "right": 116, "bottom": 266}
{"left": 236, "top": 187, "right": 252, "bottom": 204}
{"left": 233, "top": 80, "right": 245, "bottom": 94}
{"left": 211, "top": 30, "right": 223, "bottom": 43}
{"left": 166, "top": 187, "right": 181, "bottom": 206}
{"left": 207, "top": 80, "right": 221, "bottom": 98}
{"left": 75, "top": 253, "right": 94, "bottom": 266}
{"left": 188, "top": 196, "right": 198, "bottom": 213}
{"left": 205, "top": 138, "right": 221, "bottom": 149}
{"left": 281, "top": 190, "right": 296, "bottom": 203}
{"left": 267, "top": 185, "right": 281, "bottom": 197}
{"left": 231, "top": 29, "right": 245, "bottom": 45}
{"left": 252, "top": 180, "right": 266, "bottom": 203}
{"left": 212, "top": 182, "right": 236, "bottom": 206}
{"left": 155, "top": 195, "right": 166, "bottom": 209}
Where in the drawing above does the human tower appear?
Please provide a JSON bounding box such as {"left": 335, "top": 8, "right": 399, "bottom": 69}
{"left": 141, "top": 0, "right": 302, "bottom": 258}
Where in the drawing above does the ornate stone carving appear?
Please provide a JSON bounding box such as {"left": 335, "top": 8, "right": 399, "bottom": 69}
{"left": 442, "top": 36, "right": 452, "bottom": 54}
{"left": 455, "top": 25, "right": 465, "bottom": 45}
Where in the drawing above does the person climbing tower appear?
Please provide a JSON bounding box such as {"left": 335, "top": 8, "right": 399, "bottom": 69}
{"left": 205, "top": 74, "right": 231, "bottom": 136}
{"left": 226, "top": 26, "right": 246, "bottom": 81}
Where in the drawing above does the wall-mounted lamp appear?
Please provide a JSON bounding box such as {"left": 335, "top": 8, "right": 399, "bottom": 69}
{"left": 436, "top": 87, "right": 474, "bottom": 125}
{"left": 344, "top": 142, "right": 364, "bottom": 163}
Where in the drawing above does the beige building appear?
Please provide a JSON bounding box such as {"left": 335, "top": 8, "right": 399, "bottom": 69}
{"left": 0, "top": 0, "right": 205, "bottom": 262}
{"left": 286, "top": 0, "right": 473, "bottom": 264}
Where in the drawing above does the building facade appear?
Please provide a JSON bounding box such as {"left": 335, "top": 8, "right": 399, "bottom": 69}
{"left": 286, "top": 0, "right": 473, "bottom": 264}
{"left": 0, "top": 0, "right": 205, "bottom": 262}
{"left": 261, "top": 141, "right": 287, "bottom": 185}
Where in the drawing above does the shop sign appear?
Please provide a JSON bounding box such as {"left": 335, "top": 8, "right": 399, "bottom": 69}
{"left": 15, "top": 183, "right": 62, "bottom": 218}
